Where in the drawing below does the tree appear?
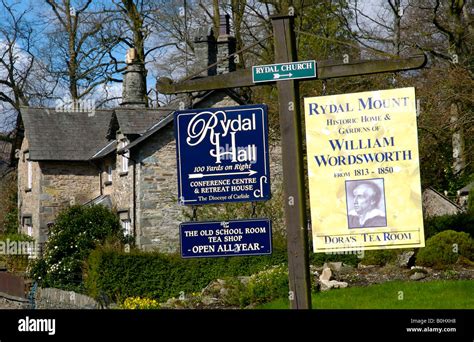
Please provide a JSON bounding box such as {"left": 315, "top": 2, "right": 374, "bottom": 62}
{"left": 0, "top": 0, "right": 59, "bottom": 164}
{"left": 43, "top": 0, "right": 119, "bottom": 102}
{"left": 0, "top": 0, "right": 32, "bottom": 115}
{"left": 339, "top": 0, "right": 473, "bottom": 191}
{"left": 404, "top": 0, "right": 473, "bottom": 188}
{"left": 29, "top": 205, "right": 123, "bottom": 291}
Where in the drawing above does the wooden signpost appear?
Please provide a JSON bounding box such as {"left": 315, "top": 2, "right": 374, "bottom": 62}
{"left": 158, "top": 14, "right": 426, "bottom": 309}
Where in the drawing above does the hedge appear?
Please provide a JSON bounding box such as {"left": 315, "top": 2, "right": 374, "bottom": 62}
{"left": 84, "top": 246, "right": 288, "bottom": 303}
{"left": 416, "top": 230, "right": 474, "bottom": 269}
{"left": 423, "top": 212, "right": 474, "bottom": 239}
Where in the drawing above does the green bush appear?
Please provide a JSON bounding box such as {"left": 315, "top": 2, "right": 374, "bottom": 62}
{"left": 0, "top": 232, "right": 34, "bottom": 273}
{"left": 468, "top": 187, "right": 474, "bottom": 214}
{"left": 245, "top": 264, "right": 289, "bottom": 306}
{"left": 84, "top": 246, "right": 288, "bottom": 303}
{"left": 29, "top": 205, "right": 123, "bottom": 291}
{"left": 3, "top": 207, "right": 19, "bottom": 235}
{"left": 360, "top": 249, "right": 398, "bottom": 266}
{"left": 416, "top": 230, "right": 474, "bottom": 269}
{"left": 217, "top": 277, "right": 249, "bottom": 307}
{"left": 423, "top": 212, "right": 474, "bottom": 239}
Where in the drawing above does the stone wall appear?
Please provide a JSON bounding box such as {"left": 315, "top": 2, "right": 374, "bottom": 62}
{"left": 39, "top": 161, "right": 100, "bottom": 242}
{"left": 100, "top": 155, "right": 115, "bottom": 197}
{"left": 35, "top": 287, "right": 98, "bottom": 309}
{"left": 0, "top": 292, "right": 29, "bottom": 309}
{"left": 100, "top": 149, "right": 134, "bottom": 215}
{"left": 18, "top": 139, "right": 101, "bottom": 250}
{"left": 112, "top": 140, "right": 134, "bottom": 215}
{"left": 18, "top": 138, "right": 41, "bottom": 242}
{"left": 135, "top": 127, "right": 183, "bottom": 252}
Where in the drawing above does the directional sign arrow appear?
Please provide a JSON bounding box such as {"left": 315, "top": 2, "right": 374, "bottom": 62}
{"left": 188, "top": 170, "right": 257, "bottom": 179}
{"left": 273, "top": 72, "right": 293, "bottom": 79}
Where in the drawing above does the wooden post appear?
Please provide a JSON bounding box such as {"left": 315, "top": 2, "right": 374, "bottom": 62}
{"left": 272, "top": 15, "right": 311, "bottom": 309}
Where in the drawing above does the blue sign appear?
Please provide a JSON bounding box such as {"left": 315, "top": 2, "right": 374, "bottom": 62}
{"left": 175, "top": 104, "right": 270, "bottom": 205}
{"left": 180, "top": 219, "right": 272, "bottom": 258}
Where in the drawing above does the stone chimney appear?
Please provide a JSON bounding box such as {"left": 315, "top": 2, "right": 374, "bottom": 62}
{"left": 121, "top": 48, "right": 146, "bottom": 107}
{"left": 193, "top": 26, "right": 217, "bottom": 77}
{"left": 216, "top": 14, "right": 236, "bottom": 74}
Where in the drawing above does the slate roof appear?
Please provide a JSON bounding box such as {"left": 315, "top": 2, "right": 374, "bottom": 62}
{"left": 90, "top": 140, "right": 117, "bottom": 160}
{"left": 21, "top": 89, "right": 247, "bottom": 161}
{"left": 122, "top": 113, "right": 174, "bottom": 151}
{"left": 21, "top": 107, "right": 113, "bottom": 161}
{"left": 114, "top": 108, "right": 171, "bottom": 135}
{"left": 424, "top": 187, "right": 464, "bottom": 211}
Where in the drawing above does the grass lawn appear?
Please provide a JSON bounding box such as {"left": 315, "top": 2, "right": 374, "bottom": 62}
{"left": 257, "top": 280, "right": 474, "bottom": 309}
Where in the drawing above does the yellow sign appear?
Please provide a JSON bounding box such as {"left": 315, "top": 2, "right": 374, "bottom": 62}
{"left": 304, "top": 87, "right": 424, "bottom": 253}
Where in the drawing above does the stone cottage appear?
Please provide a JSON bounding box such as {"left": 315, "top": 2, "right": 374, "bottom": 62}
{"left": 17, "top": 16, "right": 282, "bottom": 255}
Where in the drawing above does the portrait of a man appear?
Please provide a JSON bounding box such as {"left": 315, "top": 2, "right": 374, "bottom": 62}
{"left": 346, "top": 179, "right": 387, "bottom": 229}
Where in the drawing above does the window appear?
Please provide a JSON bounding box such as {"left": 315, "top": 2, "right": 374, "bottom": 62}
{"left": 107, "top": 164, "right": 113, "bottom": 183}
{"left": 119, "top": 210, "right": 132, "bottom": 237}
{"left": 22, "top": 216, "right": 32, "bottom": 236}
{"left": 22, "top": 216, "right": 34, "bottom": 257}
{"left": 27, "top": 159, "right": 32, "bottom": 189}
{"left": 121, "top": 141, "right": 129, "bottom": 173}
{"left": 121, "top": 220, "right": 132, "bottom": 237}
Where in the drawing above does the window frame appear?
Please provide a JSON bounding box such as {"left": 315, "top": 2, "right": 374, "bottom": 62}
{"left": 118, "top": 210, "right": 132, "bottom": 237}
{"left": 107, "top": 164, "right": 113, "bottom": 183}
{"left": 27, "top": 158, "right": 32, "bottom": 190}
{"left": 22, "top": 216, "right": 33, "bottom": 236}
{"left": 121, "top": 219, "right": 132, "bottom": 237}
{"left": 121, "top": 141, "right": 129, "bottom": 173}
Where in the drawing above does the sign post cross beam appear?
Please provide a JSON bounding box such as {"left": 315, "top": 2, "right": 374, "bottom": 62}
{"left": 157, "top": 15, "right": 427, "bottom": 310}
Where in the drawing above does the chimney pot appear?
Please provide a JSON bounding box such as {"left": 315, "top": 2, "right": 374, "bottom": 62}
{"left": 193, "top": 26, "right": 217, "bottom": 77}
{"left": 216, "top": 14, "right": 236, "bottom": 74}
{"left": 121, "top": 49, "right": 146, "bottom": 107}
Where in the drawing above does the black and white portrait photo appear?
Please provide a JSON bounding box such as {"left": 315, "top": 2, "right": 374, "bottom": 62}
{"left": 345, "top": 178, "right": 387, "bottom": 229}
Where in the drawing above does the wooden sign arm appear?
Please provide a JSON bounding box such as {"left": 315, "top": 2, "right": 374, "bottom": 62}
{"left": 156, "top": 54, "right": 427, "bottom": 94}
